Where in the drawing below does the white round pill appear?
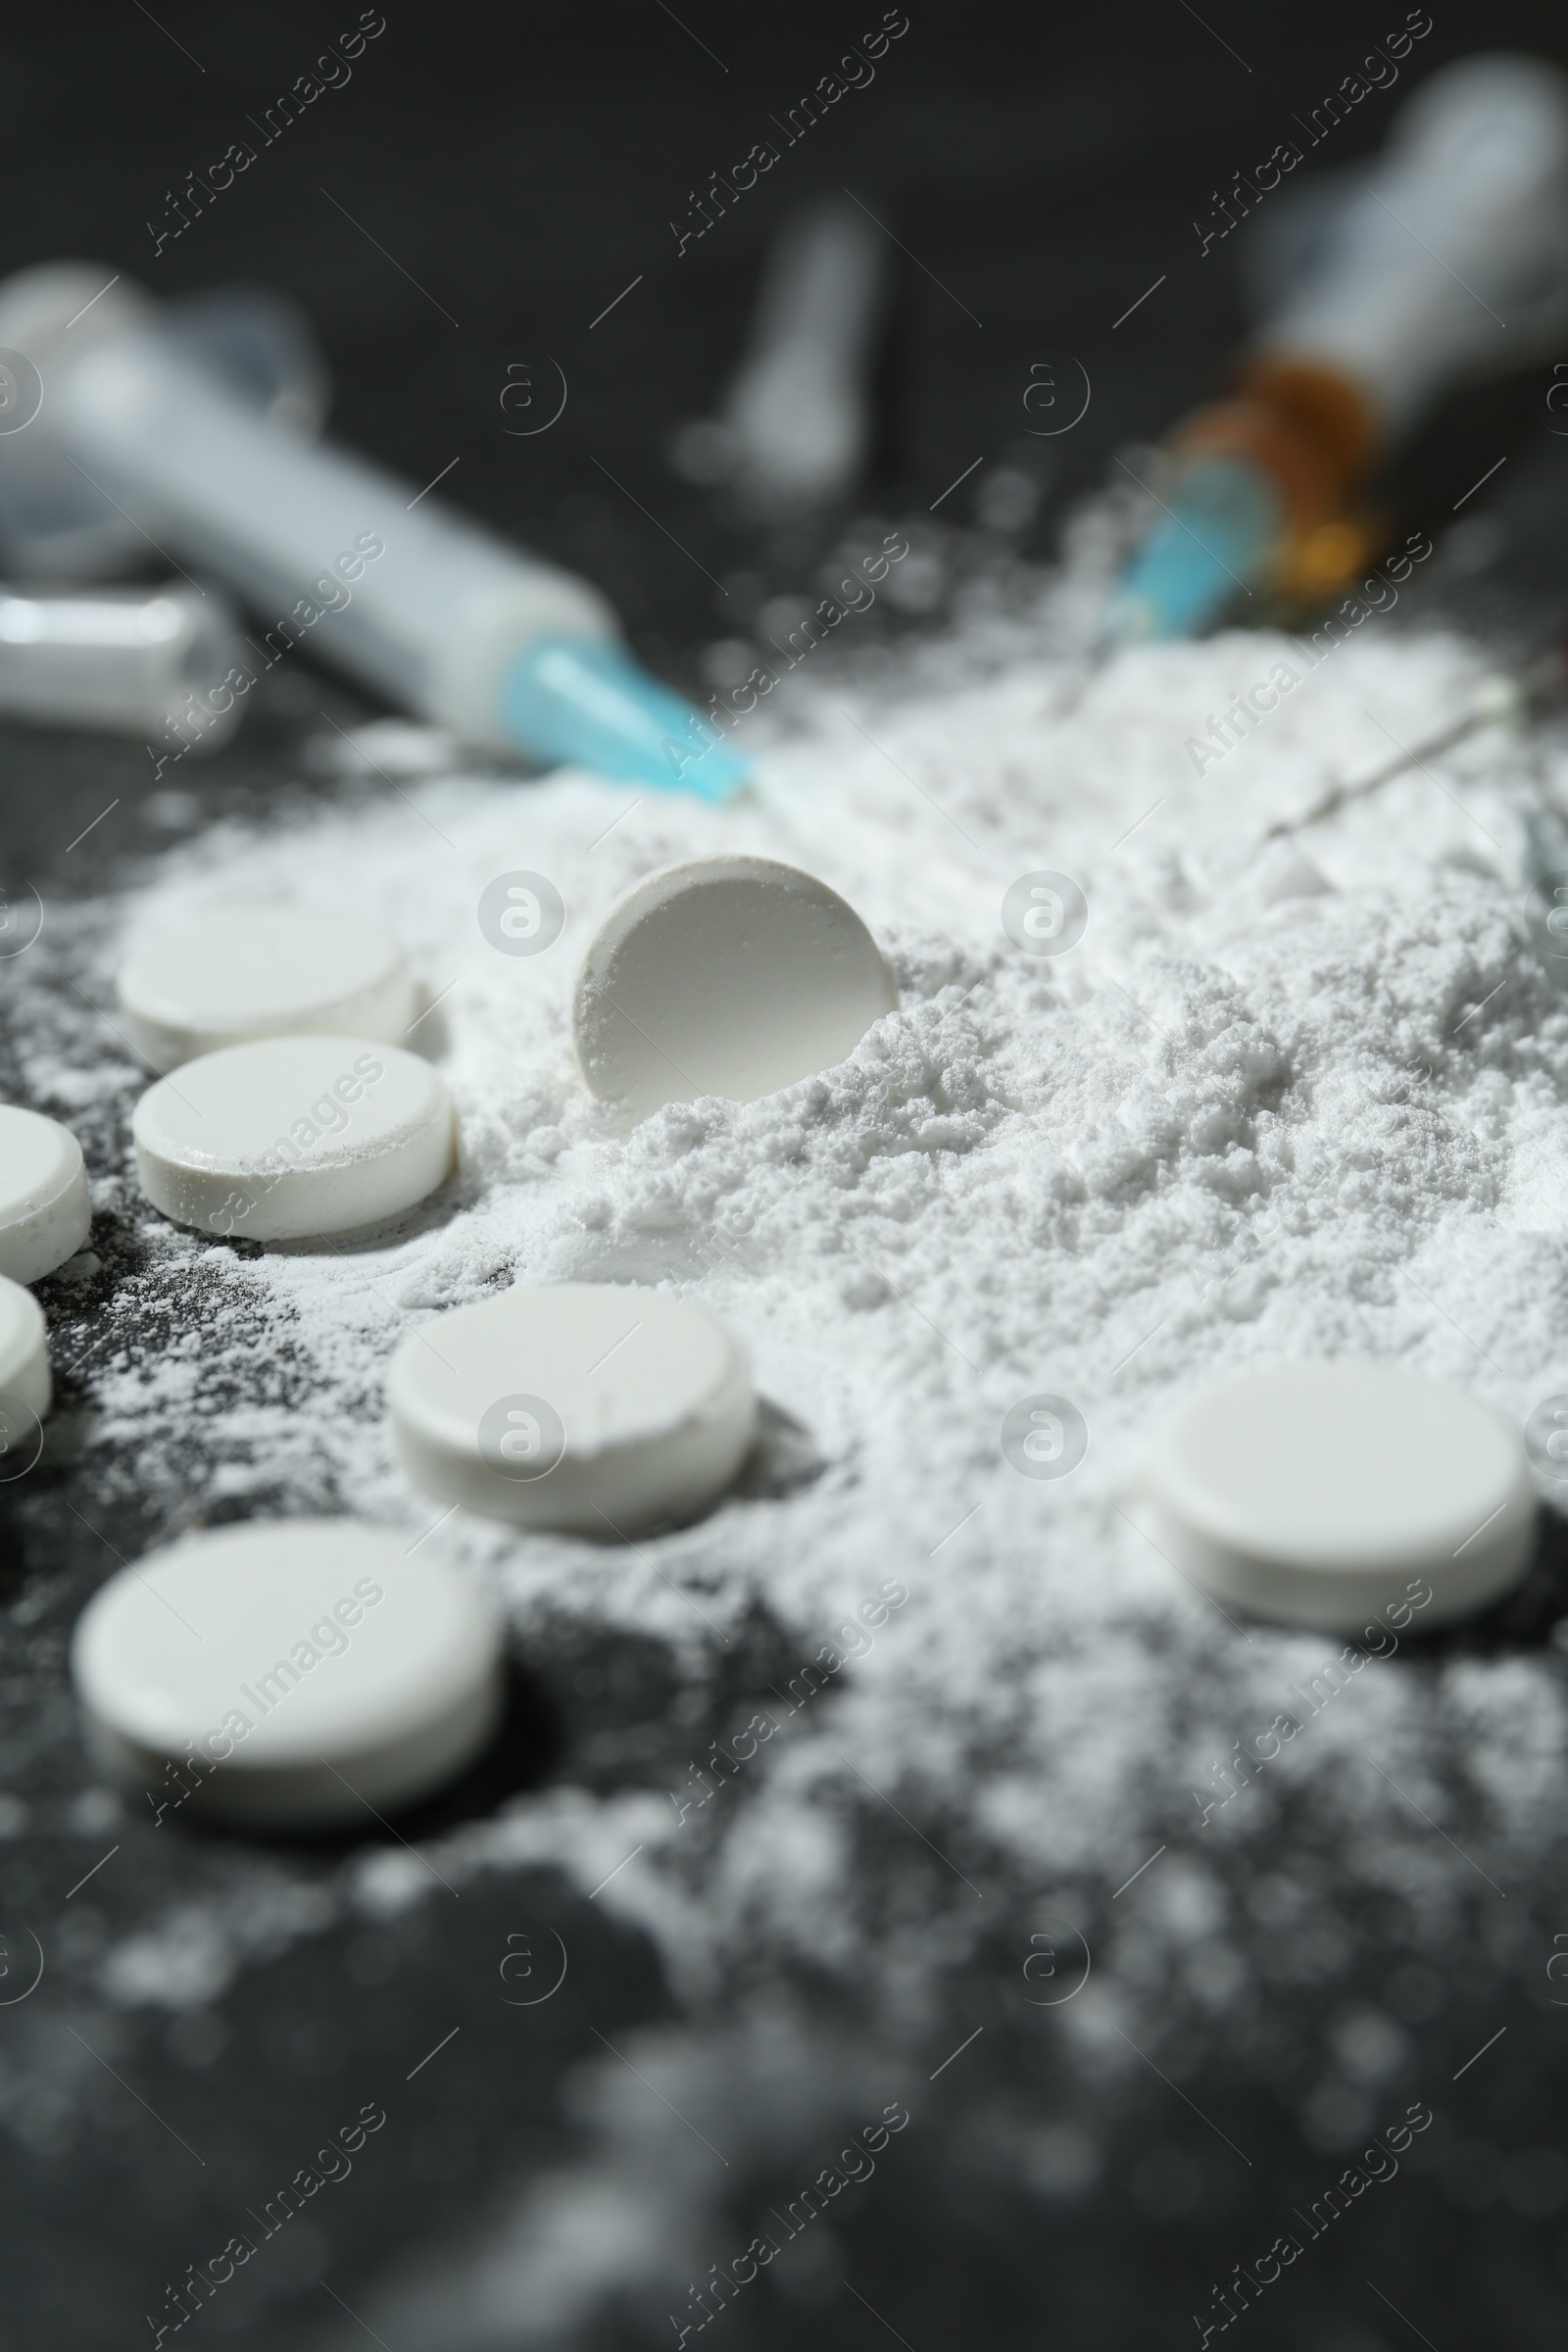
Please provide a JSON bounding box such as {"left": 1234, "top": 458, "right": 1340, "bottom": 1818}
{"left": 0, "top": 1104, "right": 91, "bottom": 1283}
{"left": 388, "top": 1282, "right": 756, "bottom": 1536}
{"left": 117, "top": 908, "right": 416, "bottom": 1072}
{"left": 1142, "top": 1362, "right": 1534, "bottom": 1633}
{"left": 0, "top": 1273, "right": 49, "bottom": 1420}
{"left": 132, "top": 1035, "right": 455, "bottom": 1242}
{"left": 572, "top": 855, "right": 896, "bottom": 1123}
{"left": 71, "top": 1519, "right": 504, "bottom": 1829}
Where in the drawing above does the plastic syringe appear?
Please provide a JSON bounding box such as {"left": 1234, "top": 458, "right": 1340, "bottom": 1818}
{"left": 670, "top": 196, "right": 892, "bottom": 513}
{"left": 1106, "top": 54, "right": 1568, "bottom": 643}
{"left": 0, "top": 266, "right": 747, "bottom": 799}
{"left": 0, "top": 578, "right": 245, "bottom": 745}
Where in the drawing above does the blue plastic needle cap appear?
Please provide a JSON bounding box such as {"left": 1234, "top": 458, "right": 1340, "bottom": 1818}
{"left": 1103, "top": 455, "right": 1283, "bottom": 642}
{"left": 499, "top": 636, "right": 751, "bottom": 801}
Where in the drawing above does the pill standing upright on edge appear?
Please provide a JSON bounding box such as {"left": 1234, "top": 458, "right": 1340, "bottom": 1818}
{"left": 0, "top": 1273, "right": 50, "bottom": 1420}
{"left": 1141, "top": 1361, "right": 1535, "bottom": 1633}
{"left": 70, "top": 1520, "right": 505, "bottom": 1829}
{"left": 388, "top": 1282, "right": 757, "bottom": 1537}
{"left": 572, "top": 855, "right": 896, "bottom": 1125}
{"left": 117, "top": 908, "right": 416, "bottom": 1071}
{"left": 0, "top": 1104, "right": 92, "bottom": 1283}
{"left": 131, "top": 1035, "right": 455, "bottom": 1242}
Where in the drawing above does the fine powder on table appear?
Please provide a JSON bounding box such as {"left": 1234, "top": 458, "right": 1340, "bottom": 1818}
{"left": 14, "top": 527, "right": 1568, "bottom": 2333}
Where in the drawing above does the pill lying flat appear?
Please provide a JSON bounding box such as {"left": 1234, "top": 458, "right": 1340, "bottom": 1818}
{"left": 1142, "top": 1361, "right": 1535, "bottom": 1633}
{"left": 132, "top": 1035, "right": 455, "bottom": 1242}
{"left": 0, "top": 1273, "right": 49, "bottom": 1420}
{"left": 71, "top": 1519, "right": 504, "bottom": 1829}
{"left": 572, "top": 855, "right": 896, "bottom": 1123}
{"left": 389, "top": 1282, "right": 756, "bottom": 1536}
{"left": 0, "top": 1104, "right": 91, "bottom": 1282}
{"left": 117, "top": 908, "right": 416, "bottom": 1071}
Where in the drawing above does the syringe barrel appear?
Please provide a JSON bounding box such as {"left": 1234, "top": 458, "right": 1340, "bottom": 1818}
{"left": 0, "top": 579, "right": 244, "bottom": 742}
{"left": 43, "top": 308, "right": 614, "bottom": 751}
{"left": 1261, "top": 55, "right": 1568, "bottom": 434}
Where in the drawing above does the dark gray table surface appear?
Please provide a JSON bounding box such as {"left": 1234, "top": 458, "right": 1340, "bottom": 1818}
{"left": 7, "top": 5, "right": 1568, "bottom": 2345}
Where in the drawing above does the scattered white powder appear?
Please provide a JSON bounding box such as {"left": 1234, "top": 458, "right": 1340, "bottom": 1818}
{"left": 16, "top": 517, "right": 1568, "bottom": 2335}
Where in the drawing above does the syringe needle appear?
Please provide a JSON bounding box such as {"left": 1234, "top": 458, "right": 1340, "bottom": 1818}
{"left": 1267, "top": 644, "right": 1568, "bottom": 840}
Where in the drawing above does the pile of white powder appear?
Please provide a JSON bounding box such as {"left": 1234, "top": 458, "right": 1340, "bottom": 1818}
{"left": 13, "top": 513, "right": 1568, "bottom": 2340}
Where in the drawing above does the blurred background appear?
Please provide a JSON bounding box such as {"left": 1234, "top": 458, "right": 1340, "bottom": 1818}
{"left": 13, "top": 0, "right": 1568, "bottom": 875}
{"left": 8, "top": 2, "right": 1568, "bottom": 2345}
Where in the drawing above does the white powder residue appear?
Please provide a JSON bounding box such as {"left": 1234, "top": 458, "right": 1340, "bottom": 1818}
{"left": 19, "top": 525, "right": 1568, "bottom": 2334}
